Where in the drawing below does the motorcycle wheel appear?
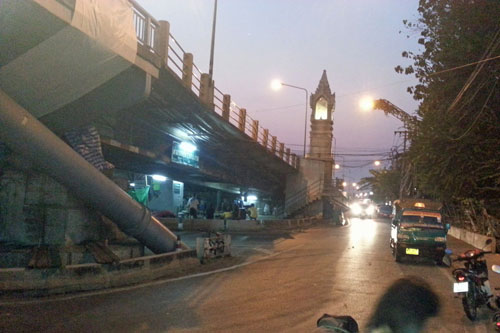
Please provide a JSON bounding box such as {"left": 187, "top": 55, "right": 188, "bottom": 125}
{"left": 463, "top": 289, "right": 478, "bottom": 321}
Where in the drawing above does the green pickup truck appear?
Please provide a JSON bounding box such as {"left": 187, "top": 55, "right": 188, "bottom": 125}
{"left": 390, "top": 199, "right": 449, "bottom": 263}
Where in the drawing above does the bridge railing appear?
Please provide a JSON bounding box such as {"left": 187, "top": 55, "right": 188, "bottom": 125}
{"left": 166, "top": 34, "right": 185, "bottom": 79}
{"left": 192, "top": 64, "right": 203, "bottom": 97}
{"left": 128, "top": 0, "right": 297, "bottom": 169}
{"left": 131, "top": 1, "right": 159, "bottom": 54}
{"left": 213, "top": 87, "right": 225, "bottom": 117}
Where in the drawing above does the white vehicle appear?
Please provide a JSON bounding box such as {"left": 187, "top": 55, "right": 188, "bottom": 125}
{"left": 350, "top": 202, "right": 376, "bottom": 218}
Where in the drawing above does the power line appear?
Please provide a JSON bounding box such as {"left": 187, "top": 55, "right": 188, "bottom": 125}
{"left": 252, "top": 104, "right": 304, "bottom": 113}
{"left": 446, "top": 28, "right": 500, "bottom": 112}
{"left": 431, "top": 54, "right": 500, "bottom": 78}
{"left": 450, "top": 79, "right": 498, "bottom": 141}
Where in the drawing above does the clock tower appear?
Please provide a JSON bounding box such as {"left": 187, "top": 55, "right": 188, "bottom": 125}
{"left": 308, "top": 70, "right": 335, "bottom": 161}
{"left": 285, "top": 70, "right": 341, "bottom": 219}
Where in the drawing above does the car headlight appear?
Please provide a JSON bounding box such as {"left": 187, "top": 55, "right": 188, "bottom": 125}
{"left": 351, "top": 204, "right": 362, "bottom": 215}
{"left": 366, "top": 205, "right": 375, "bottom": 215}
{"left": 398, "top": 234, "right": 410, "bottom": 240}
{"left": 434, "top": 237, "right": 446, "bottom": 242}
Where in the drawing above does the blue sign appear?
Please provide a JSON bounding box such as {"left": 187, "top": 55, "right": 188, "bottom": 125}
{"left": 172, "top": 142, "right": 199, "bottom": 168}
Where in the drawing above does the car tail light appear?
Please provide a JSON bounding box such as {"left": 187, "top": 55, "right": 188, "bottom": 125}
{"left": 458, "top": 276, "right": 465, "bottom": 281}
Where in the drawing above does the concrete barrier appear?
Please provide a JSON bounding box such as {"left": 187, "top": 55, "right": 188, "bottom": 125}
{"left": 0, "top": 217, "right": 323, "bottom": 296}
{"left": 448, "top": 226, "right": 496, "bottom": 253}
{"left": 0, "top": 249, "right": 197, "bottom": 296}
{"left": 158, "top": 216, "right": 321, "bottom": 232}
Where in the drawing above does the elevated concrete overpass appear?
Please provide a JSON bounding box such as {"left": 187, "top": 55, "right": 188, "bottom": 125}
{"left": 1, "top": 0, "right": 319, "bottom": 262}
{"left": 0, "top": 0, "right": 300, "bottom": 197}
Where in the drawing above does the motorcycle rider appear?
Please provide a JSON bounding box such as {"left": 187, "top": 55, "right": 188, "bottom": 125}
{"left": 316, "top": 276, "right": 440, "bottom": 333}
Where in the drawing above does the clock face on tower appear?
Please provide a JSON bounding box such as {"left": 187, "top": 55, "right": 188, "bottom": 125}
{"left": 315, "top": 97, "right": 328, "bottom": 120}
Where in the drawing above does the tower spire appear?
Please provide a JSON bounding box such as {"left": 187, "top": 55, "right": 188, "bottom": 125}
{"left": 315, "top": 70, "right": 332, "bottom": 96}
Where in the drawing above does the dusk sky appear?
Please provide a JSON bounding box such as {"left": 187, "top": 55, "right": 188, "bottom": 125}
{"left": 136, "top": 0, "right": 422, "bottom": 184}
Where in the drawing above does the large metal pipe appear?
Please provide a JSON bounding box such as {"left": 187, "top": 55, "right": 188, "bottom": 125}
{"left": 0, "top": 89, "right": 176, "bottom": 253}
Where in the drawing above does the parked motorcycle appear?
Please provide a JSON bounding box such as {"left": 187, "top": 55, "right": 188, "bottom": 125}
{"left": 490, "top": 265, "right": 500, "bottom": 331}
{"left": 451, "top": 239, "right": 494, "bottom": 321}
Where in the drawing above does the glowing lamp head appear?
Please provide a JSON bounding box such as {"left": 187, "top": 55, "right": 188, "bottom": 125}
{"left": 152, "top": 175, "right": 167, "bottom": 182}
{"left": 247, "top": 195, "right": 258, "bottom": 202}
{"left": 271, "top": 79, "right": 283, "bottom": 91}
{"left": 335, "top": 164, "right": 340, "bottom": 170}
{"left": 359, "top": 96, "right": 375, "bottom": 111}
{"left": 342, "top": 182, "right": 348, "bottom": 187}
{"left": 179, "top": 141, "right": 197, "bottom": 153}
{"left": 374, "top": 160, "right": 381, "bottom": 166}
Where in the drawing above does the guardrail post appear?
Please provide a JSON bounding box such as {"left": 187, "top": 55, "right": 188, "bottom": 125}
{"left": 279, "top": 143, "right": 285, "bottom": 159}
{"left": 263, "top": 129, "right": 269, "bottom": 148}
{"left": 200, "top": 73, "right": 214, "bottom": 109}
{"left": 182, "top": 53, "right": 193, "bottom": 89}
{"left": 145, "top": 16, "right": 152, "bottom": 49}
{"left": 238, "top": 108, "right": 246, "bottom": 132}
{"left": 158, "top": 21, "right": 170, "bottom": 67}
{"left": 271, "top": 136, "right": 277, "bottom": 154}
{"left": 252, "top": 120, "right": 259, "bottom": 141}
{"left": 222, "top": 94, "right": 231, "bottom": 121}
{"left": 291, "top": 154, "right": 296, "bottom": 168}
{"left": 295, "top": 155, "right": 300, "bottom": 168}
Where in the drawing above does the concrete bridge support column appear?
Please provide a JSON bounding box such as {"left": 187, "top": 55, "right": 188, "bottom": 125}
{"left": 182, "top": 53, "right": 193, "bottom": 89}
{"left": 251, "top": 120, "right": 259, "bottom": 141}
{"left": 222, "top": 94, "right": 231, "bottom": 121}
{"left": 216, "top": 191, "right": 222, "bottom": 211}
{"left": 238, "top": 108, "right": 246, "bottom": 132}
{"left": 158, "top": 21, "right": 171, "bottom": 68}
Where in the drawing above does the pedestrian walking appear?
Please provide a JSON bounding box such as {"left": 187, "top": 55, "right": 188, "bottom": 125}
{"left": 187, "top": 194, "right": 199, "bottom": 218}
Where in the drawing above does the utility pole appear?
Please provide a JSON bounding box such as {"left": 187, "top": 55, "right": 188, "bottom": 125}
{"left": 394, "top": 130, "right": 409, "bottom": 152}
{"left": 208, "top": 0, "right": 218, "bottom": 82}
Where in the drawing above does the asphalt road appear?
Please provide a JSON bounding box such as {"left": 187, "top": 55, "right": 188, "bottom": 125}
{"left": 1, "top": 218, "right": 498, "bottom": 332}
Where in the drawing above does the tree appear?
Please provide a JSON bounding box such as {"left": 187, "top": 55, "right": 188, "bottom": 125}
{"left": 360, "top": 168, "right": 401, "bottom": 203}
{"left": 396, "top": 0, "right": 500, "bottom": 229}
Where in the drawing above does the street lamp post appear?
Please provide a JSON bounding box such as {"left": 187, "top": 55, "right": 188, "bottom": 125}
{"left": 208, "top": 0, "right": 218, "bottom": 82}
{"left": 272, "top": 81, "right": 309, "bottom": 157}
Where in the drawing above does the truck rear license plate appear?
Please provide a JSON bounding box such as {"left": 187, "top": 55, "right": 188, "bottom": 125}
{"left": 406, "top": 248, "right": 419, "bottom": 255}
{"left": 454, "top": 282, "right": 468, "bottom": 293}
